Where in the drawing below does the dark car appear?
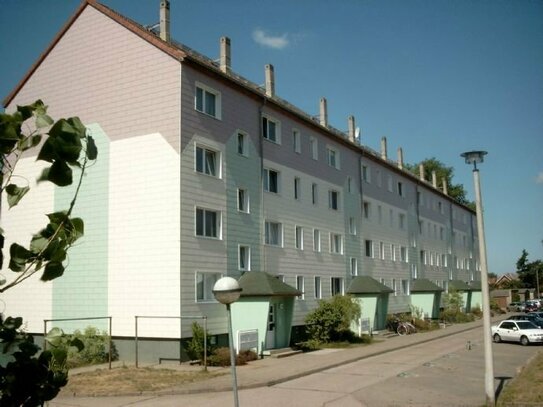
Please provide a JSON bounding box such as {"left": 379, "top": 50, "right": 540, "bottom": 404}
{"left": 524, "top": 301, "right": 539, "bottom": 312}
{"left": 509, "top": 314, "right": 543, "bottom": 328}
{"left": 529, "top": 312, "right": 543, "bottom": 319}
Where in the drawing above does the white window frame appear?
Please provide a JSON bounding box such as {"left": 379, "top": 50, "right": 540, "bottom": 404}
{"left": 330, "top": 233, "right": 343, "bottom": 254}
{"left": 361, "top": 164, "right": 371, "bottom": 183}
{"left": 296, "top": 276, "right": 305, "bottom": 300}
{"left": 326, "top": 146, "right": 340, "bottom": 169}
{"left": 195, "top": 144, "right": 221, "bottom": 178}
{"left": 264, "top": 220, "right": 283, "bottom": 246}
{"left": 238, "top": 245, "right": 251, "bottom": 271}
{"left": 237, "top": 131, "right": 249, "bottom": 157}
{"left": 309, "top": 136, "right": 318, "bottom": 160}
{"left": 293, "top": 129, "right": 301, "bottom": 153}
{"left": 295, "top": 225, "right": 304, "bottom": 250}
{"left": 400, "top": 246, "right": 408, "bottom": 262}
{"left": 411, "top": 264, "right": 418, "bottom": 279}
{"left": 331, "top": 277, "right": 344, "bottom": 296}
{"left": 262, "top": 115, "right": 281, "bottom": 144}
{"left": 294, "top": 177, "right": 301, "bottom": 201}
{"left": 365, "top": 239, "right": 374, "bottom": 258}
{"left": 398, "top": 213, "right": 406, "bottom": 230}
{"left": 397, "top": 181, "right": 404, "bottom": 197}
{"left": 313, "top": 229, "right": 321, "bottom": 252}
{"left": 350, "top": 257, "right": 358, "bottom": 276}
{"left": 401, "top": 279, "right": 410, "bottom": 295}
{"left": 312, "top": 183, "right": 318, "bottom": 205}
{"left": 263, "top": 168, "right": 280, "bottom": 193}
{"left": 237, "top": 188, "right": 249, "bottom": 213}
{"left": 329, "top": 190, "right": 339, "bottom": 210}
{"left": 391, "top": 244, "right": 397, "bottom": 261}
{"left": 195, "top": 207, "right": 221, "bottom": 239}
{"left": 195, "top": 82, "right": 222, "bottom": 119}
{"left": 363, "top": 201, "right": 371, "bottom": 219}
{"left": 195, "top": 272, "right": 222, "bottom": 302}
{"left": 379, "top": 241, "right": 385, "bottom": 260}
{"left": 314, "top": 276, "right": 322, "bottom": 299}
{"left": 349, "top": 217, "right": 357, "bottom": 235}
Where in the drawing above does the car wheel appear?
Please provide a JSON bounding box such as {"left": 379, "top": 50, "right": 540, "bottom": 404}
{"left": 520, "top": 336, "right": 529, "bottom": 346}
{"left": 493, "top": 334, "right": 501, "bottom": 343}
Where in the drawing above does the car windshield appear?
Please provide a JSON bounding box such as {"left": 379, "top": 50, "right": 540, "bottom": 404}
{"left": 517, "top": 321, "right": 538, "bottom": 330}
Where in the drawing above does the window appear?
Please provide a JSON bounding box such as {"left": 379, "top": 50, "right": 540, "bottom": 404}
{"left": 362, "top": 164, "right": 370, "bottom": 183}
{"left": 331, "top": 277, "right": 344, "bottom": 296}
{"left": 237, "top": 132, "right": 248, "bottom": 156}
{"left": 314, "top": 276, "right": 322, "bottom": 299}
{"left": 263, "top": 169, "right": 279, "bottom": 193}
{"left": 195, "top": 145, "right": 219, "bottom": 177}
{"left": 365, "top": 240, "right": 374, "bottom": 258}
{"left": 391, "top": 244, "right": 397, "bottom": 261}
{"left": 312, "top": 183, "right": 318, "bottom": 205}
{"left": 411, "top": 264, "right": 418, "bottom": 279}
{"left": 389, "top": 209, "right": 394, "bottom": 227}
{"left": 327, "top": 147, "right": 340, "bottom": 169}
{"left": 293, "top": 129, "right": 301, "bottom": 153}
{"left": 295, "top": 226, "right": 304, "bottom": 250}
{"left": 400, "top": 246, "right": 408, "bottom": 262}
{"left": 401, "top": 279, "right": 410, "bottom": 295}
{"left": 309, "top": 136, "right": 318, "bottom": 160}
{"left": 392, "top": 279, "right": 399, "bottom": 296}
{"left": 398, "top": 213, "right": 405, "bottom": 230}
{"left": 440, "top": 227, "right": 444, "bottom": 241}
{"left": 195, "top": 83, "right": 221, "bottom": 119}
{"left": 397, "top": 182, "right": 404, "bottom": 197}
{"left": 196, "top": 208, "right": 221, "bottom": 238}
{"left": 294, "top": 177, "right": 301, "bottom": 200}
{"left": 350, "top": 258, "right": 358, "bottom": 276}
{"left": 239, "top": 245, "right": 251, "bottom": 271}
{"left": 379, "top": 241, "right": 385, "bottom": 260}
{"left": 296, "top": 276, "right": 305, "bottom": 299}
{"left": 349, "top": 217, "right": 357, "bottom": 235}
{"left": 265, "top": 221, "right": 282, "bottom": 246}
{"left": 196, "top": 272, "right": 222, "bottom": 302}
{"left": 363, "top": 201, "right": 371, "bottom": 219}
{"left": 347, "top": 177, "right": 353, "bottom": 193}
{"left": 313, "top": 229, "right": 321, "bottom": 252}
{"left": 237, "top": 188, "right": 249, "bottom": 213}
{"left": 438, "top": 201, "right": 443, "bottom": 213}
{"left": 377, "top": 205, "right": 383, "bottom": 224}
{"left": 330, "top": 233, "right": 343, "bottom": 254}
{"left": 329, "top": 190, "right": 339, "bottom": 210}
{"left": 420, "top": 250, "right": 427, "bottom": 265}
{"left": 262, "top": 116, "right": 280, "bottom": 143}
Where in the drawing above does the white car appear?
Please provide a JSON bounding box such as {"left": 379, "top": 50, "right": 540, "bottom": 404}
{"left": 491, "top": 320, "right": 543, "bottom": 346}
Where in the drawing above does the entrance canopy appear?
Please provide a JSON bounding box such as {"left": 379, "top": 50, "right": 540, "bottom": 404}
{"left": 238, "top": 272, "right": 301, "bottom": 297}
{"left": 347, "top": 276, "right": 393, "bottom": 294}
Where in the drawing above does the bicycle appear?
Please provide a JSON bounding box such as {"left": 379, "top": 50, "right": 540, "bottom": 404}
{"left": 396, "top": 321, "right": 416, "bottom": 336}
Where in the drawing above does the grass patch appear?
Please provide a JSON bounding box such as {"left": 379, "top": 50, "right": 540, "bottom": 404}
{"left": 497, "top": 351, "right": 543, "bottom": 406}
{"left": 60, "top": 366, "right": 226, "bottom": 396}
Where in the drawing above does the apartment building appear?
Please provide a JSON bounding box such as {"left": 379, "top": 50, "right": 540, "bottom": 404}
{"left": 2, "top": 0, "right": 480, "bottom": 358}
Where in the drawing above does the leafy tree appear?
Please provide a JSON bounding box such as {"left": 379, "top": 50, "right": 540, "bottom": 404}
{"left": 0, "top": 100, "right": 97, "bottom": 405}
{"left": 516, "top": 249, "right": 543, "bottom": 294}
{"left": 404, "top": 157, "right": 474, "bottom": 209}
{"left": 305, "top": 295, "right": 361, "bottom": 343}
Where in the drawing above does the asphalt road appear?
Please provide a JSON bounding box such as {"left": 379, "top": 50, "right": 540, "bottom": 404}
{"left": 50, "top": 325, "right": 541, "bottom": 406}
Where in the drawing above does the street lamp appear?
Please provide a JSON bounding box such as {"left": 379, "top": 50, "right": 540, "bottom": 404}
{"left": 461, "top": 150, "right": 495, "bottom": 406}
{"left": 213, "top": 276, "right": 242, "bottom": 407}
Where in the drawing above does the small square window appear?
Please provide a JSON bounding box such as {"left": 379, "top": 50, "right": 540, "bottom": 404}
{"left": 196, "top": 208, "right": 221, "bottom": 239}
{"left": 262, "top": 116, "right": 280, "bottom": 144}
{"left": 363, "top": 201, "right": 371, "bottom": 219}
{"left": 237, "top": 132, "right": 248, "bottom": 156}
{"left": 365, "top": 240, "right": 373, "bottom": 258}
{"left": 196, "top": 272, "right": 222, "bottom": 302}
{"left": 265, "top": 221, "right": 282, "bottom": 246}
{"left": 329, "top": 190, "right": 339, "bottom": 210}
{"left": 331, "top": 277, "right": 344, "bottom": 296}
{"left": 327, "top": 147, "right": 340, "bottom": 169}
{"left": 263, "top": 169, "right": 280, "bottom": 193}
{"left": 330, "top": 233, "right": 343, "bottom": 254}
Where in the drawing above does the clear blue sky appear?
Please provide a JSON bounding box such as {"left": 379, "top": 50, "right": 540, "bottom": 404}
{"left": 1, "top": 0, "right": 542, "bottom": 276}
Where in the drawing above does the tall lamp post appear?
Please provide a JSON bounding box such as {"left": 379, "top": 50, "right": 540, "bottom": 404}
{"left": 213, "top": 276, "right": 242, "bottom": 407}
{"left": 461, "top": 150, "right": 495, "bottom": 406}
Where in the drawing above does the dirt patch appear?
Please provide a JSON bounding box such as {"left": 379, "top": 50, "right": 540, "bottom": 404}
{"left": 60, "top": 366, "right": 226, "bottom": 397}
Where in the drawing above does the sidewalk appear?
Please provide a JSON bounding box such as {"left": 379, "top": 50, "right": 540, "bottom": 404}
{"left": 58, "top": 315, "right": 503, "bottom": 399}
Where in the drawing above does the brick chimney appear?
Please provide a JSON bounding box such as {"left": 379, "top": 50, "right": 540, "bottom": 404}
{"left": 319, "top": 97, "right": 328, "bottom": 127}
{"left": 265, "top": 64, "right": 275, "bottom": 97}
{"left": 160, "top": 0, "right": 170, "bottom": 42}
{"left": 220, "top": 37, "right": 231, "bottom": 73}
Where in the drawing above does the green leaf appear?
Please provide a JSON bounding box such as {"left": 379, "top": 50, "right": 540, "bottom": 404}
{"left": 47, "top": 160, "right": 73, "bottom": 186}
{"left": 70, "top": 337, "right": 84, "bottom": 352}
{"left": 68, "top": 218, "right": 84, "bottom": 241}
{"left": 86, "top": 135, "right": 98, "bottom": 160}
{"left": 36, "top": 114, "right": 54, "bottom": 129}
{"left": 9, "top": 243, "right": 33, "bottom": 271}
{"left": 36, "top": 137, "right": 58, "bottom": 163}
{"left": 47, "top": 211, "right": 68, "bottom": 225}
{"left": 48, "top": 118, "right": 83, "bottom": 163}
{"left": 50, "top": 347, "right": 68, "bottom": 365}
{"left": 45, "top": 327, "right": 64, "bottom": 347}
{"left": 5, "top": 183, "right": 30, "bottom": 209}
{"left": 18, "top": 134, "right": 42, "bottom": 151}
{"left": 66, "top": 117, "right": 87, "bottom": 138}
{"left": 30, "top": 234, "right": 49, "bottom": 253}
{"left": 41, "top": 261, "right": 65, "bottom": 281}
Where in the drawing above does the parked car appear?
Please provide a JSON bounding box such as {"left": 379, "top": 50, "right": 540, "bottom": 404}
{"left": 491, "top": 320, "right": 543, "bottom": 345}
{"left": 528, "top": 312, "right": 543, "bottom": 319}
{"left": 509, "top": 314, "right": 543, "bottom": 328}
{"left": 524, "top": 301, "right": 539, "bottom": 312}
{"left": 507, "top": 302, "right": 526, "bottom": 312}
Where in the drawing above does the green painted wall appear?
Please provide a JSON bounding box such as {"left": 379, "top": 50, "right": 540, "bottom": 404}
{"left": 412, "top": 293, "right": 438, "bottom": 319}
{"left": 52, "top": 124, "right": 110, "bottom": 332}
{"left": 272, "top": 297, "right": 295, "bottom": 348}
{"left": 471, "top": 291, "right": 482, "bottom": 310}
{"left": 231, "top": 298, "right": 269, "bottom": 354}
{"left": 351, "top": 296, "right": 377, "bottom": 334}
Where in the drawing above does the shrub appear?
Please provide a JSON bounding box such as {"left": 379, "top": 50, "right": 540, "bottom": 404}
{"left": 207, "top": 347, "right": 256, "bottom": 367}
{"left": 186, "top": 322, "right": 213, "bottom": 362}
{"left": 305, "top": 295, "right": 361, "bottom": 343}
{"left": 64, "top": 326, "right": 118, "bottom": 368}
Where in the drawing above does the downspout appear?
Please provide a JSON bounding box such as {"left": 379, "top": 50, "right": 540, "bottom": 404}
{"left": 259, "top": 98, "right": 267, "bottom": 274}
